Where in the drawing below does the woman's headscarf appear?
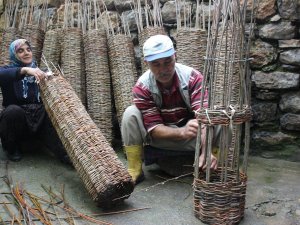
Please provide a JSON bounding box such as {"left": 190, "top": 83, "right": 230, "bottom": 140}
{"left": 9, "top": 39, "right": 36, "bottom": 67}
{"left": 9, "top": 39, "right": 40, "bottom": 102}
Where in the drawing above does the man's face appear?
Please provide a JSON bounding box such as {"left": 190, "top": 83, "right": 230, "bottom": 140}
{"left": 147, "top": 54, "right": 176, "bottom": 88}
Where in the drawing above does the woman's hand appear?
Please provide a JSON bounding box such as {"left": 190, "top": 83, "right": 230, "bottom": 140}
{"left": 21, "top": 67, "right": 46, "bottom": 83}
{"left": 199, "top": 153, "right": 218, "bottom": 170}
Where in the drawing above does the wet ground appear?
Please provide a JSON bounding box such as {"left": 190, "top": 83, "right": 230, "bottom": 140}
{"left": 0, "top": 145, "right": 299, "bottom": 225}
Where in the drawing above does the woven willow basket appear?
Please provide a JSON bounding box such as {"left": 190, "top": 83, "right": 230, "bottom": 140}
{"left": 21, "top": 24, "right": 45, "bottom": 66}
{"left": 194, "top": 169, "right": 247, "bottom": 225}
{"left": 195, "top": 105, "right": 252, "bottom": 126}
{"left": 39, "top": 72, "right": 134, "bottom": 207}
{"left": 0, "top": 27, "right": 20, "bottom": 66}
{"left": 40, "top": 26, "right": 62, "bottom": 70}
{"left": 138, "top": 26, "right": 166, "bottom": 74}
{"left": 61, "top": 27, "right": 86, "bottom": 107}
{"left": 0, "top": 27, "right": 20, "bottom": 112}
{"left": 83, "top": 29, "right": 113, "bottom": 144}
{"left": 107, "top": 33, "right": 137, "bottom": 124}
{"left": 176, "top": 28, "right": 207, "bottom": 72}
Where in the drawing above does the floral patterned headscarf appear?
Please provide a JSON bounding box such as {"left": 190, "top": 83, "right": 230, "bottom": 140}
{"left": 9, "top": 39, "right": 40, "bottom": 102}
{"left": 9, "top": 39, "right": 36, "bottom": 67}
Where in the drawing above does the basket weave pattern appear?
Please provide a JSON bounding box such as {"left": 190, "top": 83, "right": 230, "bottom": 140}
{"left": 39, "top": 72, "right": 134, "bottom": 207}
{"left": 61, "top": 28, "right": 86, "bottom": 107}
{"left": 83, "top": 29, "right": 113, "bottom": 144}
{"left": 194, "top": 169, "right": 247, "bottom": 225}
{"left": 108, "top": 34, "right": 137, "bottom": 124}
{"left": 40, "top": 27, "right": 62, "bottom": 70}
{"left": 176, "top": 28, "right": 207, "bottom": 72}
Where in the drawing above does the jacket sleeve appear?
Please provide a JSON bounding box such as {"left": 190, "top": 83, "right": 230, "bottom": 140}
{"left": 0, "top": 66, "right": 23, "bottom": 85}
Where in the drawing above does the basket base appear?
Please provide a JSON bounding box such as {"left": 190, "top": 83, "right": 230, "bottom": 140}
{"left": 194, "top": 169, "right": 247, "bottom": 225}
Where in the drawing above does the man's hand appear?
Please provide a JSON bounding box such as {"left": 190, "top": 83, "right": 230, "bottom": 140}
{"left": 199, "top": 153, "right": 218, "bottom": 170}
{"left": 180, "top": 119, "right": 199, "bottom": 140}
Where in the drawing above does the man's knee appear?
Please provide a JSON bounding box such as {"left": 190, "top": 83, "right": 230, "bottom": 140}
{"left": 122, "top": 105, "right": 141, "bottom": 125}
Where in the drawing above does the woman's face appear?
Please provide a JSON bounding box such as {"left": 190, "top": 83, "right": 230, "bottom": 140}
{"left": 16, "top": 43, "right": 33, "bottom": 65}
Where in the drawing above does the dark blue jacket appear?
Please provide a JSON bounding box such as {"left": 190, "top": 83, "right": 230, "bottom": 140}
{"left": 0, "top": 65, "right": 41, "bottom": 107}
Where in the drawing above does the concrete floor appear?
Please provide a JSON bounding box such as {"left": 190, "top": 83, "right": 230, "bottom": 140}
{"left": 0, "top": 145, "right": 300, "bottom": 225}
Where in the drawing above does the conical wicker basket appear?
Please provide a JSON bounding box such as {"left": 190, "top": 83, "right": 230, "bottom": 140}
{"left": 107, "top": 33, "right": 137, "bottom": 125}
{"left": 61, "top": 27, "right": 86, "bottom": 107}
{"left": 176, "top": 28, "right": 207, "bottom": 73}
{"left": 0, "top": 27, "right": 20, "bottom": 66}
{"left": 39, "top": 71, "right": 134, "bottom": 208}
{"left": 194, "top": 169, "right": 247, "bottom": 224}
{"left": 40, "top": 26, "right": 62, "bottom": 70}
{"left": 83, "top": 29, "right": 113, "bottom": 144}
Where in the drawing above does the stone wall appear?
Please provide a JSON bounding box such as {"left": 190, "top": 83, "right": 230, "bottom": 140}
{"left": 0, "top": 0, "right": 299, "bottom": 160}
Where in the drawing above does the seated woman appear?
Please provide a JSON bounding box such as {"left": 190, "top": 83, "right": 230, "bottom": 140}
{"left": 0, "top": 38, "right": 69, "bottom": 163}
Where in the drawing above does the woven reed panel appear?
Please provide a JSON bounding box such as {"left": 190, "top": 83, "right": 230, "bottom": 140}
{"left": 39, "top": 72, "right": 134, "bottom": 207}
{"left": 0, "top": 27, "right": 20, "bottom": 66}
{"left": 40, "top": 27, "right": 62, "bottom": 70}
{"left": 107, "top": 34, "right": 137, "bottom": 125}
{"left": 176, "top": 28, "right": 207, "bottom": 73}
{"left": 138, "top": 26, "right": 166, "bottom": 74}
{"left": 194, "top": 169, "right": 247, "bottom": 225}
{"left": 61, "top": 28, "right": 86, "bottom": 107}
{"left": 83, "top": 29, "right": 113, "bottom": 144}
{"left": 21, "top": 25, "right": 45, "bottom": 66}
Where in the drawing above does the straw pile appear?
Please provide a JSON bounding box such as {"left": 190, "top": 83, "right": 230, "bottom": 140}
{"left": 39, "top": 71, "right": 134, "bottom": 208}
{"left": 83, "top": 29, "right": 113, "bottom": 144}
{"left": 107, "top": 34, "right": 137, "bottom": 124}
{"left": 61, "top": 27, "right": 87, "bottom": 107}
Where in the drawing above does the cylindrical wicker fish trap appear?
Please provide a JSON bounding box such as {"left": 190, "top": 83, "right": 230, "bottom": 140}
{"left": 193, "top": 0, "right": 255, "bottom": 223}
{"left": 138, "top": 26, "right": 166, "bottom": 73}
{"left": 0, "top": 27, "right": 20, "bottom": 66}
{"left": 61, "top": 27, "right": 87, "bottom": 107}
{"left": 83, "top": 29, "right": 113, "bottom": 144}
{"left": 39, "top": 72, "right": 134, "bottom": 207}
{"left": 20, "top": 24, "right": 45, "bottom": 66}
{"left": 107, "top": 34, "right": 137, "bottom": 125}
{"left": 0, "top": 27, "right": 20, "bottom": 112}
{"left": 194, "top": 169, "right": 247, "bottom": 225}
{"left": 176, "top": 28, "right": 207, "bottom": 73}
{"left": 40, "top": 26, "right": 63, "bottom": 70}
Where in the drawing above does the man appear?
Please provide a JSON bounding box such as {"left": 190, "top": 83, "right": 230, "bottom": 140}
{"left": 121, "top": 34, "right": 217, "bottom": 184}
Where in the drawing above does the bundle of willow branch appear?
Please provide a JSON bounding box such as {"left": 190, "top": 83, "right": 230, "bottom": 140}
{"left": 39, "top": 71, "right": 134, "bottom": 208}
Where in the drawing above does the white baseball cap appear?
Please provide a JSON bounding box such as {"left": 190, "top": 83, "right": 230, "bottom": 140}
{"left": 143, "top": 35, "right": 175, "bottom": 62}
